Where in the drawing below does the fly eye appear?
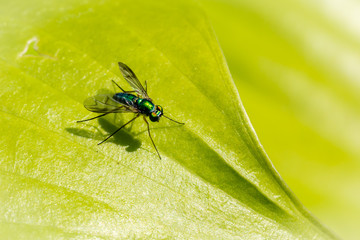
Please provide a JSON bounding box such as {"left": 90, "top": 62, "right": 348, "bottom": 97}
{"left": 156, "top": 105, "right": 163, "bottom": 113}
{"left": 149, "top": 112, "right": 159, "bottom": 122}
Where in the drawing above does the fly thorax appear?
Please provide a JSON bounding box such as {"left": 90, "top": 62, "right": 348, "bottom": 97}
{"left": 137, "top": 98, "right": 155, "bottom": 114}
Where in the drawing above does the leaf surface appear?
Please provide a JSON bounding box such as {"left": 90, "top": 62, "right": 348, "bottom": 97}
{"left": 0, "top": 0, "right": 335, "bottom": 239}
{"left": 199, "top": 0, "right": 360, "bottom": 238}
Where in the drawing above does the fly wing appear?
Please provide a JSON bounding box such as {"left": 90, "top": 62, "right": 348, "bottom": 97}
{"left": 83, "top": 94, "right": 139, "bottom": 113}
{"left": 118, "top": 62, "right": 150, "bottom": 99}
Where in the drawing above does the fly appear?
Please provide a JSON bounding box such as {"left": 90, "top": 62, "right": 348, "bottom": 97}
{"left": 77, "top": 62, "right": 184, "bottom": 159}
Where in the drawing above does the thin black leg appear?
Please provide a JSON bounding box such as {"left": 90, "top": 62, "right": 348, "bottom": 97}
{"left": 112, "top": 80, "right": 136, "bottom": 93}
{"left": 77, "top": 113, "right": 109, "bottom": 123}
{"left": 145, "top": 80, "right": 148, "bottom": 93}
{"left": 98, "top": 114, "right": 140, "bottom": 145}
{"left": 112, "top": 80, "right": 126, "bottom": 92}
{"left": 143, "top": 116, "right": 161, "bottom": 159}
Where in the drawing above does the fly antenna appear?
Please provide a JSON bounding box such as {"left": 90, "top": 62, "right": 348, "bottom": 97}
{"left": 163, "top": 115, "right": 185, "bottom": 125}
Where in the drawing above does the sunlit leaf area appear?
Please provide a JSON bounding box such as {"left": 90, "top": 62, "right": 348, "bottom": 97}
{"left": 200, "top": 0, "right": 360, "bottom": 239}
{"left": 1, "top": 0, "right": 358, "bottom": 239}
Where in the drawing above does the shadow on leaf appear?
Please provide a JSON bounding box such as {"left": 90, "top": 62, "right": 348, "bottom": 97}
{"left": 66, "top": 117, "right": 141, "bottom": 152}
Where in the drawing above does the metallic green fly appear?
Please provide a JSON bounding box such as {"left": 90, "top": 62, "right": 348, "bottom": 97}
{"left": 77, "top": 62, "right": 184, "bottom": 159}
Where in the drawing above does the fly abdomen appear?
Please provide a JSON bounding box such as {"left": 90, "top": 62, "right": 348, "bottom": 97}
{"left": 113, "top": 93, "right": 138, "bottom": 107}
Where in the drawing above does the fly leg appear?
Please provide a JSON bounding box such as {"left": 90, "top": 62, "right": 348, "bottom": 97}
{"left": 128, "top": 117, "right": 136, "bottom": 131}
{"left": 77, "top": 112, "right": 110, "bottom": 123}
{"left": 143, "top": 116, "right": 161, "bottom": 159}
{"left": 112, "top": 80, "right": 136, "bottom": 93}
{"left": 98, "top": 114, "right": 140, "bottom": 145}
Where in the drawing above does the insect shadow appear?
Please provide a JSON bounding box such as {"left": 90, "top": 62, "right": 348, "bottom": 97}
{"left": 66, "top": 117, "right": 141, "bottom": 152}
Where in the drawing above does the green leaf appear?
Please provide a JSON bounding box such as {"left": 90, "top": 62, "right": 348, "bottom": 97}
{"left": 0, "top": 0, "right": 335, "bottom": 239}
{"left": 199, "top": 0, "right": 360, "bottom": 239}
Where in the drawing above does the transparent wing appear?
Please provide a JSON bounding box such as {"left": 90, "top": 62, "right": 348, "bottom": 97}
{"left": 118, "top": 62, "right": 150, "bottom": 99}
{"left": 83, "top": 94, "right": 139, "bottom": 113}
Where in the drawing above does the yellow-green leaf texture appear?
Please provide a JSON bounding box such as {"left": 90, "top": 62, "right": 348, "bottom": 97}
{"left": 0, "top": 0, "right": 337, "bottom": 239}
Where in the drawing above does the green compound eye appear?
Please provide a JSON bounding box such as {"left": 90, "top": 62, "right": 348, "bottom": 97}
{"left": 149, "top": 112, "right": 160, "bottom": 122}
{"left": 157, "top": 105, "right": 163, "bottom": 112}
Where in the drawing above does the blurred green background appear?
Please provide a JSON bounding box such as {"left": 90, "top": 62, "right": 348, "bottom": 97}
{"left": 200, "top": 0, "right": 360, "bottom": 239}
